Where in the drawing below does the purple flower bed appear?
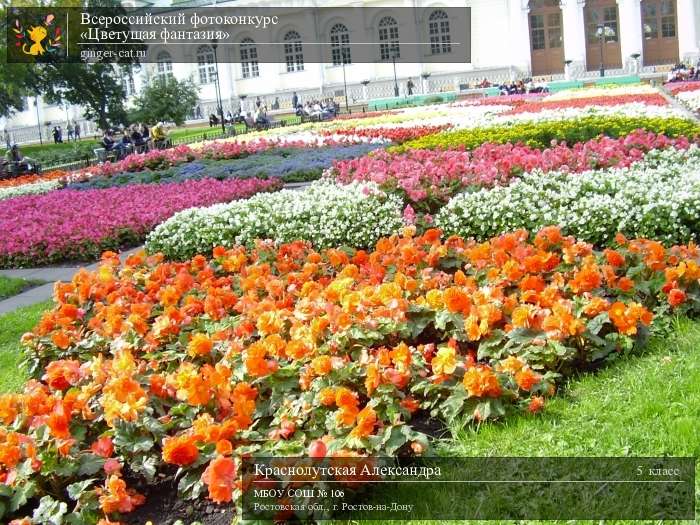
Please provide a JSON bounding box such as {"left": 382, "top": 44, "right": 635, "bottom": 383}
{"left": 0, "top": 177, "right": 280, "bottom": 268}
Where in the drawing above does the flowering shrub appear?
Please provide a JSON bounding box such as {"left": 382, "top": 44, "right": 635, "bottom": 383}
{"left": 435, "top": 146, "right": 700, "bottom": 246}
{"left": 3, "top": 226, "right": 699, "bottom": 524}
{"left": 399, "top": 115, "right": 700, "bottom": 151}
{"left": 542, "top": 84, "right": 659, "bottom": 101}
{"left": 65, "top": 144, "right": 383, "bottom": 191}
{"left": 331, "top": 130, "right": 691, "bottom": 211}
{"left": 665, "top": 81, "right": 700, "bottom": 95}
{"left": 146, "top": 181, "right": 404, "bottom": 259}
{"left": 0, "top": 177, "right": 280, "bottom": 268}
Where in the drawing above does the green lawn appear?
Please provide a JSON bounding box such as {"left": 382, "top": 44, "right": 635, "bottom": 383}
{"left": 0, "top": 275, "right": 44, "bottom": 300}
{"left": 334, "top": 317, "right": 700, "bottom": 525}
{"left": 0, "top": 300, "right": 50, "bottom": 393}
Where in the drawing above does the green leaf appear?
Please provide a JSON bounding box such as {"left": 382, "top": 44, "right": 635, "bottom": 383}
{"left": 77, "top": 454, "right": 105, "bottom": 476}
{"left": 10, "top": 481, "right": 36, "bottom": 512}
{"left": 67, "top": 479, "right": 95, "bottom": 501}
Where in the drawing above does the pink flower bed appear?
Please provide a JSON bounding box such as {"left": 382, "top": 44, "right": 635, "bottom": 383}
{"left": 502, "top": 93, "right": 667, "bottom": 115}
{"left": 453, "top": 93, "right": 543, "bottom": 107}
{"left": 332, "top": 130, "right": 691, "bottom": 211}
{"left": 0, "top": 177, "right": 280, "bottom": 268}
{"left": 322, "top": 124, "right": 450, "bottom": 143}
{"left": 665, "top": 81, "right": 700, "bottom": 94}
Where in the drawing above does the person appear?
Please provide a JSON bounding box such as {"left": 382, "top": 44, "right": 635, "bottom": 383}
{"left": 272, "top": 97, "right": 280, "bottom": 110}
{"left": 151, "top": 122, "right": 168, "bottom": 149}
{"left": 74, "top": 122, "right": 80, "bottom": 141}
{"left": 225, "top": 110, "right": 233, "bottom": 124}
{"left": 209, "top": 113, "right": 219, "bottom": 127}
{"left": 244, "top": 112, "right": 255, "bottom": 129}
{"left": 130, "top": 125, "right": 146, "bottom": 151}
{"left": 407, "top": 78, "right": 415, "bottom": 96}
{"left": 292, "top": 91, "right": 299, "bottom": 110}
{"left": 3, "top": 144, "right": 38, "bottom": 176}
{"left": 255, "top": 105, "right": 271, "bottom": 127}
{"left": 255, "top": 96, "right": 262, "bottom": 109}
{"left": 3, "top": 130, "right": 10, "bottom": 150}
{"left": 101, "top": 130, "right": 126, "bottom": 159}
{"left": 67, "top": 124, "right": 74, "bottom": 142}
{"left": 52, "top": 126, "right": 60, "bottom": 144}
{"left": 57, "top": 125, "right": 63, "bottom": 143}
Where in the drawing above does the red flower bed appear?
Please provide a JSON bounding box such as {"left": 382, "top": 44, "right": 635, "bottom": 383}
{"left": 323, "top": 124, "right": 451, "bottom": 143}
{"left": 502, "top": 93, "right": 667, "bottom": 115}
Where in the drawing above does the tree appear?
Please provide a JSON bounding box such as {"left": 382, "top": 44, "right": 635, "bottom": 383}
{"left": 35, "top": 63, "right": 129, "bottom": 130}
{"left": 131, "top": 76, "right": 199, "bottom": 126}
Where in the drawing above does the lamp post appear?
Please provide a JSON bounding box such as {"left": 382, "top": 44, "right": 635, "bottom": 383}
{"left": 34, "top": 96, "right": 42, "bottom": 145}
{"left": 421, "top": 72, "right": 431, "bottom": 94}
{"left": 392, "top": 44, "right": 400, "bottom": 97}
{"left": 211, "top": 39, "right": 226, "bottom": 134}
{"left": 341, "top": 50, "right": 350, "bottom": 113}
{"left": 596, "top": 24, "right": 605, "bottom": 77}
{"left": 360, "top": 79, "right": 370, "bottom": 102}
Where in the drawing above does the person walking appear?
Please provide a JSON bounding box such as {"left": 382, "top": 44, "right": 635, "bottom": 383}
{"left": 291, "top": 91, "right": 299, "bottom": 110}
{"left": 74, "top": 122, "right": 80, "bottom": 141}
{"left": 2, "top": 129, "right": 10, "bottom": 150}
{"left": 407, "top": 78, "right": 415, "bottom": 96}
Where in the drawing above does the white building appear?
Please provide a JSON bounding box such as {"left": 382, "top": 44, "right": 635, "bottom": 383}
{"left": 4, "top": 0, "right": 700, "bottom": 142}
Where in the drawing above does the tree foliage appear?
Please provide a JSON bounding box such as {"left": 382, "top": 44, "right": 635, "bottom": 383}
{"left": 131, "top": 76, "right": 199, "bottom": 126}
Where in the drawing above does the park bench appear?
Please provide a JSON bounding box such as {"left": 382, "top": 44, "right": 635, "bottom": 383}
{"left": 93, "top": 148, "right": 117, "bottom": 164}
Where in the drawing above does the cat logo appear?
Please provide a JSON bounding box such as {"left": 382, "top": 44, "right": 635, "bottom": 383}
{"left": 11, "top": 13, "right": 62, "bottom": 59}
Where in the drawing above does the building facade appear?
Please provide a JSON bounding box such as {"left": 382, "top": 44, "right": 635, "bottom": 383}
{"left": 3, "top": 0, "right": 700, "bottom": 141}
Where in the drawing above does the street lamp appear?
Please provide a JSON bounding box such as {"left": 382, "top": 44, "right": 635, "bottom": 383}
{"left": 392, "top": 44, "right": 400, "bottom": 97}
{"left": 341, "top": 50, "right": 350, "bottom": 114}
{"left": 596, "top": 24, "right": 616, "bottom": 78}
{"left": 210, "top": 39, "right": 226, "bottom": 134}
{"left": 34, "top": 96, "right": 42, "bottom": 145}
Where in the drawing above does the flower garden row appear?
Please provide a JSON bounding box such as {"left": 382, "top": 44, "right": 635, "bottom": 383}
{"left": 3, "top": 83, "right": 700, "bottom": 524}
{"left": 2, "top": 225, "right": 700, "bottom": 524}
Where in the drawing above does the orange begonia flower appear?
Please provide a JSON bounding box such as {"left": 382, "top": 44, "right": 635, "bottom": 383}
{"left": 202, "top": 455, "right": 237, "bottom": 503}
{"left": 463, "top": 366, "right": 502, "bottom": 398}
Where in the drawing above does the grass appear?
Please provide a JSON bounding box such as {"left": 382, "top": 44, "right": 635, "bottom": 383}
{"left": 332, "top": 317, "right": 700, "bottom": 525}
{"left": 0, "top": 300, "right": 50, "bottom": 393}
{"left": 0, "top": 275, "right": 45, "bottom": 300}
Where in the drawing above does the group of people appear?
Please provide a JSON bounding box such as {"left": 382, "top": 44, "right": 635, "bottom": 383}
{"left": 51, "top": 122, "right": 81, "bottom": 144}
{"left": 666, "top": 61, "right": 700, "bottom": 82}
{"left": 475, "top": 77, "right": 548, "bottom": 94}
{"left": 292, "top": 92, "right": 339, "bottom": 121}
{"left": 101, "top": 122, "right": 168, "bottom": 160}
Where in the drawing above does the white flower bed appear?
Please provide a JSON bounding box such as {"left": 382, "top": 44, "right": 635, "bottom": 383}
{"left": 0, "top": 179, "right": 61, "bottom": 201}
{"left": 435, "top": 146, "right": 700, "bottom": 246}
{"left": 146, "top": 180, "right": 404, "bottom": 259}
{"left": 676, "top": 89, "right": 700, "bottom": 112}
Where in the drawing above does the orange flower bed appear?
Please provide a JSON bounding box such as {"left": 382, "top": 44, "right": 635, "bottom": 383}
{"left": 3, "top": 227, "right": 699, "bottom": 524}
{"left": 0, "top": 170, "right": 68, "bottom": 189}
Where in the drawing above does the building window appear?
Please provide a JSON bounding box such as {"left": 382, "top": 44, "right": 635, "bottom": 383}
{"left": 428, "top": 10, "right": 451, "bottom": 54}
{"left": 240, "top": 38, "right": 259, "bottom": 78}
{"left": 586, "top": 5, "right": 619, "bottom": 44}
{"left": 643, "top": 3, "right": 658, "bottom": 38}
{"left": 660, "top": 0, "right": 676, "bottom": 37}
{"left": 156, "top": 51, "right": 173, "bottom": 81}
{"left": 379, "top": 16, "right": 400, "bottom": 60}
{"left": 196, "top": 45, "right": 216, "bottom": 84}
{"left": 284, "top": 31, "right": 304, "bottom": 72}
{"left": 530, "top": 14, "right": 546, "bottom": 50}
{"left": 330, "top": 23, "right": 351, "bottom": 65}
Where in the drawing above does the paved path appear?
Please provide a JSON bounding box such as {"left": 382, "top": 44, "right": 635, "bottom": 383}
{"left": 0, "top": 181, "right": 315, "bottom": 315}
{"left": 0, "top": 247, "right": 144, "bottom": 315}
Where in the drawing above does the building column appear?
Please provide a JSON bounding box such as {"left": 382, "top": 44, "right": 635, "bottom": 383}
{"left": 509, "top": 0, "right": 533, "bottom": 74}
{"left": 616, "top": 0, "right": 643, "bottom": 71}
{"left": 677, "top": 0, "right": 699, "bottom": 62}
{"left": 561, "top": 0, "right": 587, "bottom": 73}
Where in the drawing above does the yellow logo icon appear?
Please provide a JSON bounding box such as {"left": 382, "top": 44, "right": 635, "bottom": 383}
{"left": 23, "top": 25, "right": 48, "bottom": 55}
{"left": 12, "top": 13, "right": 62, "bottom": 59}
